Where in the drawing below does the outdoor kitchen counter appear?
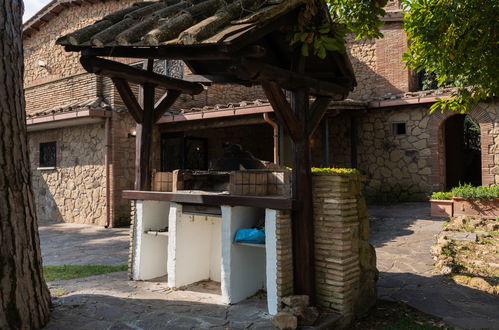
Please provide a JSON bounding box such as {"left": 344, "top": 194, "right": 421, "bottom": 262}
{"left": 123, "top": 190, "right": 293, "bottom": 209}
{"left": 125, "top": 190, "right": 291, "bottom": 315}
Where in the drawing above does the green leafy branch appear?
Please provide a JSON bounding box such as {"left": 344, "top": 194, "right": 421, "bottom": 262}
{"left": 292, "top": 0, "right": 388, "bottom": 59}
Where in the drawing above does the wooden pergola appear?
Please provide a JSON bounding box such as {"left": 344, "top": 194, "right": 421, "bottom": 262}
{"left": 57, "top": 0, "right": 356, "bottom": 302}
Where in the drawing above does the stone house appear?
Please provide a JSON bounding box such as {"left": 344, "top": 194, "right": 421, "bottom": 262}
{"left": 24, "top": 0, "right": 498, "bottom": 227}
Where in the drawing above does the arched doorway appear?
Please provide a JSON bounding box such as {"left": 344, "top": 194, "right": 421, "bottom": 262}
{"left": 444, "top": 114, "right": 482, "bottom": 190}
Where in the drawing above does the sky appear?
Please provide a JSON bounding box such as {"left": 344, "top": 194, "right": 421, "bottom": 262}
{"left": 24, "top": 0, "right": 51, "bottom": 22}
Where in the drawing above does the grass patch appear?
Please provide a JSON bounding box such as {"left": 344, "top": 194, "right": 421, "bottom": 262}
{"left": 44, "top": 265, "right": 127, "bottom": 282}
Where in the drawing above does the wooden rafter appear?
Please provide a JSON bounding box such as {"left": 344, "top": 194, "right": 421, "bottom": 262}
{"left": 154, "top": 90, "right": 181, "bottom": 123}
{"left": 80, "top": 56, "right": 204, "bottom": 95}
{"left": 112, "top": 78, "right": 143, "bottom": 123}
{"left": 307, "top": 96, "right": 333, "bottom": 137}
{"left": 261, "top": 81, "right": 304, "bottom": 141}
{"left": 240, "top": 58, "right": 348, "bottom": 99}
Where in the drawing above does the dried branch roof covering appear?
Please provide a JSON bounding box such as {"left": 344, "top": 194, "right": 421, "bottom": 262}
{"left": 57, "top": 0, "right": 305, "bottom": 48}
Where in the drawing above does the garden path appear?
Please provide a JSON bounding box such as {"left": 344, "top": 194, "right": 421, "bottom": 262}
{"left": 370, "top": 202, "right": 499, "bottom": 329}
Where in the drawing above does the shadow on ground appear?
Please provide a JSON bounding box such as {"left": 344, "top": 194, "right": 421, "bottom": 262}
{"left": 39, "top": 222, "right": 130, "bottom": 266}
{"left": 46, "top": 294, "right": 272, "bottom": 330}
{"left": 369, "top": 202, "right": 499, "bottom": 329}
{"left": 378, "top": 271, "right": 499, "bottom": 329}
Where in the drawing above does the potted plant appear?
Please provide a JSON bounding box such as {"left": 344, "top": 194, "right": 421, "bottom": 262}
{"left": 430, "top": 192, "right": 454, "bottom": 218}
{"left": 451, "top": 184, "right": 499, "bottom": 219}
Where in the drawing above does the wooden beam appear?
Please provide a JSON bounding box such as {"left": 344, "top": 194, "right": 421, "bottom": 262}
{"left": 111, "top": 78, "right": 143, "bottom": 123}
{"left": 183, "top": 74, "right": 250, "bottom": 85}
{"left": 261, "top": 81, "right": 304, "bottom": 141}
{"left": 159, "top": 115, "right": 266, "bottom": 132}
{"left": 153, "top": 90, "right": 181, "bottom": 123}
{"left": 80, "top": 56, "right": 204, "bottom": 95}
{"left": 307, "top": 96, "right": 332, "bottom": 137}
{"left": 240, "top": 58, "right": 348, "bottom": 99}
{"left": 122, "top": 190, "right": 293, "bottom": 210}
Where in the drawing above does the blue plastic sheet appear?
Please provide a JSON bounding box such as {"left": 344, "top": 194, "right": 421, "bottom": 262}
{"left": 234, "top": 228, "right": 265, "bottom": 244}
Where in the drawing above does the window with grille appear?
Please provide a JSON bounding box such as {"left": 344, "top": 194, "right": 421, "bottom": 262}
{"left": 39, "top": 142, "right": 57, "bottom": 167}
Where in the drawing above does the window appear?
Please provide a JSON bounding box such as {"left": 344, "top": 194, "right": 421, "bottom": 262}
{"left": 39, "top": 142, "right": 56, "bottom": 167}
{"left": 160, "top": 134, "right": 207, "bottom": 171}
{"left": 393, "top": 123, "right": 407, "bottom": 135}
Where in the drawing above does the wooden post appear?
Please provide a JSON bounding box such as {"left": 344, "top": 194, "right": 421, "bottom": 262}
{"left": 135, "top": 60, "right": 155, "bottom": 191}
{"left": 322, "top": 118, "right": 330, "bottom": 168}
{"left": 135, "top": 83, "right": 155, "bottom": 191}
{"left": 290, "top": 87, "right": 316, "bottom": 301}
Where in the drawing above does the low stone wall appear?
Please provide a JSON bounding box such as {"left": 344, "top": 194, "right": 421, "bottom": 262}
{"left": 312, "top": 173, "right": 377, "bottom": 321}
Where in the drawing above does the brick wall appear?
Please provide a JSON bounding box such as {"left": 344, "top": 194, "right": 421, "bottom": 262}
{"left": 345, "top": 10, "right": 417, "bottom": 101}
{"left": 25, "top": 74, "right": 100, "bottom": 116}
{"left": 374, "top": 21, "right": 415, "bottom": 96}
{"left": 23, "top": 0, "right": 137, "bottom": 87}
{"left": 110, "top": 112, "right": 136, "bottom": 226}
{"left": 275, "top": 210, "right": 294, "bottom": 307}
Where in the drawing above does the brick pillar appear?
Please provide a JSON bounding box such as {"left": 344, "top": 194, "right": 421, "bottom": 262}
{"left": 312, "top": 173, "right": 377, "bottom": 321}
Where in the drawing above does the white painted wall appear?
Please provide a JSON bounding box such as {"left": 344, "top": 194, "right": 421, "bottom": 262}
{"left": 221, "top": 206, "right": 266, "bottom": 305}
{"left": 265, "top": 209, "right": 279, "bottom": 315}
{"left": 210, "top": 219, "right": 222, "bottom": 282}
{"left": 132, "top": 200, "right": 170, "bottom": 281}
{"left": 168, "top": 203, "right": 221, "bottom": 288}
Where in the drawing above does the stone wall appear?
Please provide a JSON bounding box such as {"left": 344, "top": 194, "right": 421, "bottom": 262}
{"left": 328, "top": 102, "right": 499, "bottom": 202}
{"left": 312, "top": 173, "right": 377, "bottom": 321}
{"left": 29, "top": 123, "right": 107, "bottom": 225}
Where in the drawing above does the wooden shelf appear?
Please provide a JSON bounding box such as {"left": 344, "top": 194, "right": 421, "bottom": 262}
{"left": 234, "top": 242, "right": 265, "bottom": 248}
{"left": 145, "top": 231, "right": 169, "bottom": 237}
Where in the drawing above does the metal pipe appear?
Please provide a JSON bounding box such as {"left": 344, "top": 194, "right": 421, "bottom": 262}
{"left": 104, "top": 117, "right": 112, "bottom": 228}
{"left": 263, "top": 113, "right": 279, "bottom": 164}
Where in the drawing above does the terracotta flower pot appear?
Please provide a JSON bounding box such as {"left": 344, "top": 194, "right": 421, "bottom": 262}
{"left": 452, "top": 197, "right": 499, "bottom": 219}
{"left": 430, "top": 199, "right": 454, "bottom": 218}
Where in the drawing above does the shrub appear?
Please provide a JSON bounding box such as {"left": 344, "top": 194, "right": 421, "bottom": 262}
{"left": 311, "top": 167, "right": 360, "bottom": 175}
{"left": 451, "top": 184, "right": 499, "bottom": 199}
{"left": 430, "top": 192, "right": 453, "bottom": 200}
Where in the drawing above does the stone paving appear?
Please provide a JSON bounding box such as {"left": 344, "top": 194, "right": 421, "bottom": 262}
{"left": 39, "top": 220, "right": 130, "bottom": 266}
{"left": 45, "top": 273, "right": 273, "bottom": 330}
{"left": 39, "top": 205, "right": 499, "bottom": 329}
{"left": 369, "top": 203, "right": 499, "bottom": 330}
{"left": 39, "top": 221, "right": 273, "bottom": 329}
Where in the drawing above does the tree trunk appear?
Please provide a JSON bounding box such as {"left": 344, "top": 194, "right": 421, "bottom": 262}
{"left": 0, "top": 1, "right": 52, "bottom": 329}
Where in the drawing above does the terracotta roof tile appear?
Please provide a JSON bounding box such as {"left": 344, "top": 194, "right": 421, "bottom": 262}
{"left": 27, "top": 97, "right": 111, "bottom": 119}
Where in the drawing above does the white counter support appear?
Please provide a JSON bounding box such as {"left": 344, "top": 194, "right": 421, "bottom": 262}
{"left": 264, "top": 209, "right": 279, "bottom": 315}
{"left": 168, "top": 203, "right": 221, "bottom": 288}
{"left": 132, "top": 200, "right": 170, "bottom": 280}
{"left": 221, "top": 206, "right": 267, "bottom": 305}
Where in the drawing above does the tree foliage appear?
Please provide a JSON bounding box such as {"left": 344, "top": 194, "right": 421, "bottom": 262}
{"left": 294, "top": 0, "right": 388, "bottom": 59}
{"left": 402, "top": 0, "right": 499, "bottom": 113}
